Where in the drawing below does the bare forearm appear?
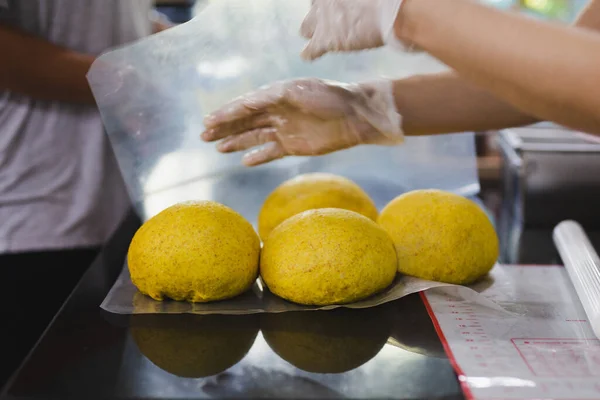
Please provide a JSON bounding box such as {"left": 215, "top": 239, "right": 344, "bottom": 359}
{"left": 396, "top": 0, "right": 600, "bottom": 135}
{"left": 393, "top": 72, "right": 538, "bottom": 136}
{"left": 0, "top": 24, "right": 96, "bottom": 104}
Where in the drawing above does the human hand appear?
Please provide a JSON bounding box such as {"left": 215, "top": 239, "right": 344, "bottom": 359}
{"left": 201, "top": 78, "right": 403, "bottom": 166}
{"left": 300, "top": 0, "right": 409, "bottom": 60}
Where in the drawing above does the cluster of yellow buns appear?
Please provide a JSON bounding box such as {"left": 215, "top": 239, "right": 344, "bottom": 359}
{"left": 128, "top": 173, "right": 499, "bottom": 306}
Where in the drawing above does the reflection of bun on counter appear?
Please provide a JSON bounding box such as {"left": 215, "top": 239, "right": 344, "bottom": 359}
{"left": 131, "top": 314, "right": 259, "bottom": 378}
{"left": 261, "top": 305, "right": 393, "bottom": 374}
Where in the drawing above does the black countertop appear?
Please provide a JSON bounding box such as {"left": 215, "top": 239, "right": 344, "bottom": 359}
{"left": 1, "top": 210, "right": 463, "bottom": 400}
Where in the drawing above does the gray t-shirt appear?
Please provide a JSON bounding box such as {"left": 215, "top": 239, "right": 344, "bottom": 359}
{"left": 0, "top": 0, "right": 153, "bottom": 253}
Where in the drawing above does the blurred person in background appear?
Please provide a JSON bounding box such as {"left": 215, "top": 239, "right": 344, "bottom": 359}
{"left": 155, "top": 0, "right": 197, "bottom": 24}
{"left": 202, "top": 0, "right": 600, "bottom": 166}
{"left": 0, "top": 0, "right": 173, "bottom": 388}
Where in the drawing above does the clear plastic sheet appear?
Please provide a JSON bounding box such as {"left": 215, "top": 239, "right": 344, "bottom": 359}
{"left": 100, "top": 263, "right": 507, "bottom": 315}
{"left": 86, "top": 0, "right": 479, "bottom": 222}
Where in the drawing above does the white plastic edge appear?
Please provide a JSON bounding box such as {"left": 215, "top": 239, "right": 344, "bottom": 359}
{"left": 553, "top": 220, "right": 600, "bottom": 339}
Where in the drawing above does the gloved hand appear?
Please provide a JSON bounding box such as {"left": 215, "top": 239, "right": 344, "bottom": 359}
{"left": 201, "top": 78, "right": 403, "bottom": 166}
{"left": 300, "top": 0, "right": 410, "bottom": 60}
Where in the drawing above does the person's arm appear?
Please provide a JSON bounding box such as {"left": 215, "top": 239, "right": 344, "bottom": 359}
{"left": 393, "top": 72, "right": 538, "bottom": 136}
{"left": 395, "top": 0, "right": 600, "bottom": 136}
{"left": 395, "top": 0, "right": 600, "bottom": 135}
{"left": 0, "top": 24, "right": 96, "bottom": 104}
{"left": 570, "top": 0, "right": 600, "bottom": 30}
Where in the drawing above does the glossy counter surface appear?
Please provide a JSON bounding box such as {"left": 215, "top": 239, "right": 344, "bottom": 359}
{"left": 1, "top": 211, "right": 463, "bottom": 400}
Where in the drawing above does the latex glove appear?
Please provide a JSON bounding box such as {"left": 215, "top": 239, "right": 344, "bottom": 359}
{"left": 300, "top": 0, "right": 409, "bottom": 60}
{"left": 201, "top": 78, "right": 403, "bottom": 166}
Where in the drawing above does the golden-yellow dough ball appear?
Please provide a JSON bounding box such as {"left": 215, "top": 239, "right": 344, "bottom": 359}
{"left": 378, "top": 189, "right": 499, "bottom": 284}
{"left": 258, "top": 173, "right": 378, "bottom": 240}
{"left": 261, "top": 208, "right": 397, "bottom": 306}
{"left": 128, "top": 200, "right": 260, "bottom": 302}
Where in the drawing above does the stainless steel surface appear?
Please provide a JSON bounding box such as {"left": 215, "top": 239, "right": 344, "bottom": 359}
{"left": 553, "top": 220, "right": 600, "bottom": 338}
{"left": 501, "top": 126, "right": 600, "bottom": 151}
{"left": 496, "top": 125, "right": 600, "bottom": 263}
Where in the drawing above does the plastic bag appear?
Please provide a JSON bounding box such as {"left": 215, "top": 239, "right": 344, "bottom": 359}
{"left": 87, "top": 0, "right": 479, "bottom": 223}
